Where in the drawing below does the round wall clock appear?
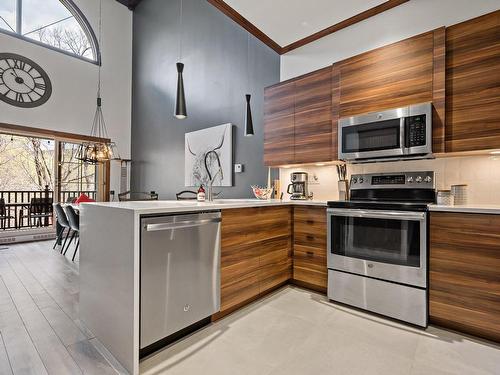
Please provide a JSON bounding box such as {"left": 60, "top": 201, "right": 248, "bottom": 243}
{"left": 0, "top": 52, "right": 52, "bottom": 108}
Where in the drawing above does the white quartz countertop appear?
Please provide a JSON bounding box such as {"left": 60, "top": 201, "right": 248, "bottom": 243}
{"left": 80, "top": 199, "right": 327, "bottom": 214}
{"left": 429, "top": 204, "right": 500, "bottom": 215}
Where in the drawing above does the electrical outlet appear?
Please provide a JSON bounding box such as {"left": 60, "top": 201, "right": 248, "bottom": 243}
{"left": 234, "top": 164, "right": 243, "bottom": 173}
{"left": 309, "top": 173, "right": 320, "bottom": 185}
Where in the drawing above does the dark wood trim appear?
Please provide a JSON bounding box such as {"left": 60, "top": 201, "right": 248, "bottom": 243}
{"left": 331, "top": 64, "right": 340, "bottom": 160}
{"left": 206, "top": 0, "right": 282, "bottom": 54}
{"left": 0, "top": 122, "right": 111, "bottom": 143}
{"left": 207, "top": 0, "right": 410, "bottom": 55}
{"left": 280, "top": 0, "right": 410, "bottom": 54}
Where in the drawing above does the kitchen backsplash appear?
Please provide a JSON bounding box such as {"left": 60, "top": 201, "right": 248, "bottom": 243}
{"left": 279, "top": 155, "right": 500, "bottom": 204}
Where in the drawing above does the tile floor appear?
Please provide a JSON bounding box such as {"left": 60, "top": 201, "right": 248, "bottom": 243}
{"left": 1, "top": 240, "right": 499, "bottom": 375}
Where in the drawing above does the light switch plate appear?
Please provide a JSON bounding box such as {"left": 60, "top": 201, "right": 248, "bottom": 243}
{"left": 234, "top": 164, "right": 243, "bottom": 173}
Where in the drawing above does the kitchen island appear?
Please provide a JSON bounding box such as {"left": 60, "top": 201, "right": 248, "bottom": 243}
{"left": 79, "top": 199, "right": 326, "bottom": 375}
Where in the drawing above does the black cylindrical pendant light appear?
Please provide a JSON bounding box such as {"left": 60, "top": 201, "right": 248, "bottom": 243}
{"left": 175, "top": 62, "right": 187, "bottom": 119}
{"left": 244, "top": 94, "right": 254, "bottom": 136}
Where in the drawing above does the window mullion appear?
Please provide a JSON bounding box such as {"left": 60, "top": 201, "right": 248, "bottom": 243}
{"left": 16, "top": 0, "right": 22, "bottom": 34}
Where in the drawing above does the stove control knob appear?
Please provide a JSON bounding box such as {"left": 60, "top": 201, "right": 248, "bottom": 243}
{"left": 424, "top": 176, "right": 432, "bottom": 183}
{"left": 407, "top": 176, "right": 414, "bottom": 183}
{"left": 352, "top": 178, "right": 357, "bottom": 183}
{"left": 358, "top": 178, "right": 364, "bottom": 183}
{"left": 416, "top": 176, "right": 423, "bottom": 183}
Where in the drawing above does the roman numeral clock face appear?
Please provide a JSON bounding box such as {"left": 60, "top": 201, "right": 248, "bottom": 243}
{"left": 0, "top": 53, "right": 52, "bottom": 108}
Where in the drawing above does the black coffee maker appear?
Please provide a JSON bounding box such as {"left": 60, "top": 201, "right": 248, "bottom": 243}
{"left": 287, "top": 172, "right": 308, "bottom": 200}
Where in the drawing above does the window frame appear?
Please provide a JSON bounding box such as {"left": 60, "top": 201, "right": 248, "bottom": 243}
{"left": 0, "top": 0, "right": 101, "bottom": 65}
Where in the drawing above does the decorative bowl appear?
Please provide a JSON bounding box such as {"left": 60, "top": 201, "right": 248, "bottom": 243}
{"left": 251, "top": 185, "right": 273, "bottom": 200}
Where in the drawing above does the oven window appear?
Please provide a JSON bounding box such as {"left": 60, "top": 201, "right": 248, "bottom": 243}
{"left": 342, "top": 119, "right": 401, "bottom": 153}
{"left": 331, "top": 216, "right": 420, "bottom": 267}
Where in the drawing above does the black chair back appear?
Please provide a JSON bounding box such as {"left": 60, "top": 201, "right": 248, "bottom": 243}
{"left": 54, "top": 204, "right": 70, "bottom": 228}
{"left": 30, "top": 197, "right": 53, "bottom": 215}
{"left": 64, "top": 206, "right": 79, "bottom": 232}
{"left": 0, "top": 198, "right": 6, "bottom": 216}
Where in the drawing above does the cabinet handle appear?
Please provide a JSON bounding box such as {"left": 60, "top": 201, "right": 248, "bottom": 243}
{"left": 306, "top": 251, "right": 314, "bottom": 257}
{"left": 307, "top": 220, "right": 314, "bottom": 225}
{"left": 306, "top": 235, "right": 315, "bottom": 241}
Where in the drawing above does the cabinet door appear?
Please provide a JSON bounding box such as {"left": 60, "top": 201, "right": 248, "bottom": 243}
{"left": 293, "top": 206, "right": 327, "bottom": 292}
{"left": 430, "top": 212, "right": 500, "bottom": 342}
{"left": 293, "top": 67, "right": 333, "bottom": 164}
{"left": 218, "top": 206, "right": 292, "bottom": 318}
{"left": 445, "top": 11, "right": 500, "bottom": 152}
{"left": 264, "top": 82, "right": 295, "bottom": 166}
{"left": 338, "top": 31, "right": 434, "bottom": 118}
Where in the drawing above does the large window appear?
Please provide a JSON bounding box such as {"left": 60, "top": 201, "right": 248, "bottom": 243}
{"left": 0, "top": 0, "right": 99, "bottom": 63}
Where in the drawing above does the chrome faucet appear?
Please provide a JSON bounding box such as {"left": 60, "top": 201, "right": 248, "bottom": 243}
{"left": 204, "top": 150, "right": 223, "bottom": 202}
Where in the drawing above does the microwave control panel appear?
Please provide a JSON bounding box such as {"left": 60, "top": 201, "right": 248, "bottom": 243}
{"left": 406, "top": 115, "right": 427, "bottom": 147}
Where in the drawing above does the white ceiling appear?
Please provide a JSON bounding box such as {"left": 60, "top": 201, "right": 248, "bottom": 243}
{"left": 224, "top": 0, "right": 387, "bottom": 46}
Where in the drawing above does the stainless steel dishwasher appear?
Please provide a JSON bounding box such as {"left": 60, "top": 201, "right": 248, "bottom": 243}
{"left": 140, "top": 211, "right": 221, "bottom": 354}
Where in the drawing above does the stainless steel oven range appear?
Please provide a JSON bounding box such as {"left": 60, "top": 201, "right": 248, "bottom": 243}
{"left": 327, "top": 172, "right": 435, "bottom": 327}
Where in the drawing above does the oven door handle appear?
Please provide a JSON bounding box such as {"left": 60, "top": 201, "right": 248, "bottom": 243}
{"left": 327, "top": 208, "right": 426, "bottom": 221}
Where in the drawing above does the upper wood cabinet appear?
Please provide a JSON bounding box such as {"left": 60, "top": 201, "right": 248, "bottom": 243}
{"left": 264, "top": 66, "right": 334, "bottom": 166}
{"left": 336, "top": 28, "right": 446, "bottom": 153}
{"left": 445, "top": 11, "right": 500, "bottom": 152}
{"left": 264, "top": 81, "right": 295, "bottom": 166}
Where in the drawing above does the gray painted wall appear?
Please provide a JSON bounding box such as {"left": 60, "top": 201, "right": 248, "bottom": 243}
{"left": 131, "top": 0, "right": 280, "bottom": 199}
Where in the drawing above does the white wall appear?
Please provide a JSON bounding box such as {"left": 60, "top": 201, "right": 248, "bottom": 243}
{"left": 0, "top": 0, "right": 132, "bottom": 195}
{"left": 281, "top": 0, "right": 500, "bottom": 80}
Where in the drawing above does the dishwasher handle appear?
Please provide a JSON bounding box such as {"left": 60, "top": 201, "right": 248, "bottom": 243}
{"left": 145, "top": 217, "right": 221, "bottom": 232}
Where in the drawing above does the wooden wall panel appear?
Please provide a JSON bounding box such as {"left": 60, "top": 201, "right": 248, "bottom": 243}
{"left": 331, "top": 64, "right": 340, "bottom": 160}
{"left": 432, "top": 27, "right": 446, "bottom": 153}
{"left": 430, "top": 212, "right": 500, "bottom": 342}
{"left": 445, "top": 11, "right": 500, "bottom": 152}
{"left": 338, "top": 31, "right": 434, "bottom": 117}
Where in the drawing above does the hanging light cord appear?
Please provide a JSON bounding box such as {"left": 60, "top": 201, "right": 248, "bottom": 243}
{"left": 246, "top": 32, "right": 249, "bottom": 93}
{"left": 179, "top": 0, "right": 183, "bottom": 62}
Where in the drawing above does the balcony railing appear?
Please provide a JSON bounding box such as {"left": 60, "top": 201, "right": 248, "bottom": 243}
{"left": 0, "top": 187, "right": 96, "bottom": 231}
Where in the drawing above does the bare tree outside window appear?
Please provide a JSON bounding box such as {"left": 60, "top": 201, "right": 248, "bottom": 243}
{"left": 34, "top": 25, "right": 93, "bottom": 59}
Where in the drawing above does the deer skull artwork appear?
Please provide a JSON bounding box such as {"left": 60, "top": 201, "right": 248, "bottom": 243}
{"left": 184, "top": 124, "right": 233, "bottom": 187}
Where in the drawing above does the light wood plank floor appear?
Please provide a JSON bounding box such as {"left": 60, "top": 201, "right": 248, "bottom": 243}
{"left": 0, "top": 240, "right": 120, "bottom": 375}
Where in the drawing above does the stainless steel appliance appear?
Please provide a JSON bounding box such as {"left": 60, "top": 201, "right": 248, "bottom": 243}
{"left": 339, "top": 102, "right": 432, "bottom": 162}
{"left": 327, "top": 172, "right": 435, "bottom": 327}
{"left": 140, "top": 211, "right": 221, "bottom": 356}
{"left": 287, "top": 172, "right": 309, "bottom": 200}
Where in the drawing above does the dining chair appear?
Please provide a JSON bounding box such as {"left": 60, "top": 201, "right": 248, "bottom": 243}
{"left": 0, "top": 198, "right": 15, "bottom": 230}
{"left": 19, "top": 197, "right": 53, "bottom": 227}
{"left": 63, "top": 205, "right": 80, "bottom": 261}
{"left": 53, "top": 204, "right": 71, "bottom": 251}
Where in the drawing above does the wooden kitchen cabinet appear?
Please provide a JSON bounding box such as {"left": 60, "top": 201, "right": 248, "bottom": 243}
{"left": 429, "top": 212, "right": 500, "bottom": 342}
{"left": 337, "top": 28, "right": 446, "bottom": 153}
{"left": 216, "top": 206, "right": 292, "bottom": 319}
{"left": 292, "top": 206, "right": 328, "bottom": 292}
{"left": 264, "top": 66, "right": 334, "bottom": 165}
{"left": 264, "top": 81, "right": 295, "bottom": 166}
{"left": 445, "top": 10, "right": 500, "bottom": 152}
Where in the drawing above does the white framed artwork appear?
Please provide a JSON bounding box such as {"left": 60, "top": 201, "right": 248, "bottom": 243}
{"left": 185, "top": 123, "right": 233, "bottom": 187}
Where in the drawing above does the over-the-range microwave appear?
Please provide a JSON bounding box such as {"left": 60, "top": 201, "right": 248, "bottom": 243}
{"left": 338, "top": 102, "right": 432, "bottom": 163}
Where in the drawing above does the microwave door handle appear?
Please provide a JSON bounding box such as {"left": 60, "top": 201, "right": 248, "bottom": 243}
{"left": 328, "top": 208, "right": 425, "bottom": 221}
{"left": 400, "top": 117, "right": 406, "bottom": 153}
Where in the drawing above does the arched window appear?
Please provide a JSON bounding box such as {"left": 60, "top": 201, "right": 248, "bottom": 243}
{"left": 0, "top": 0, "right": 100, "bottom": 64}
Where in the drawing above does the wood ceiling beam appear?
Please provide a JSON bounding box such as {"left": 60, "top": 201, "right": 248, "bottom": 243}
{"left": 206, "top": 0, "right": 282, "bottom": 53}
{"left": 207, "top": 0, "right": 410, "bottom": 55}
{"left": 280, "top": 0, "right": 410, "bottom": 54}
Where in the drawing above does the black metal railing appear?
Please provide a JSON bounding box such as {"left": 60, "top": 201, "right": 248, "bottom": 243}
{"left": 0, "top": 186, "right": 96, "bottom": 231}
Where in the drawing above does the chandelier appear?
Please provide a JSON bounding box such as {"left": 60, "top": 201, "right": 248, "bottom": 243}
{"left": 77, "top": 0, "right": 118, "bottom": 164}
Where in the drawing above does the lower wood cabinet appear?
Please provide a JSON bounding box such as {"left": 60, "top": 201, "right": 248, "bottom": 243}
{"left": 292, "top": 206, "right": 328, "bottom": 292}
{"left": 215, "top": 206, "right": 292, "bottom": 319}
{"left": 430, "top": 212, "right": 500, "bottom": 342}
